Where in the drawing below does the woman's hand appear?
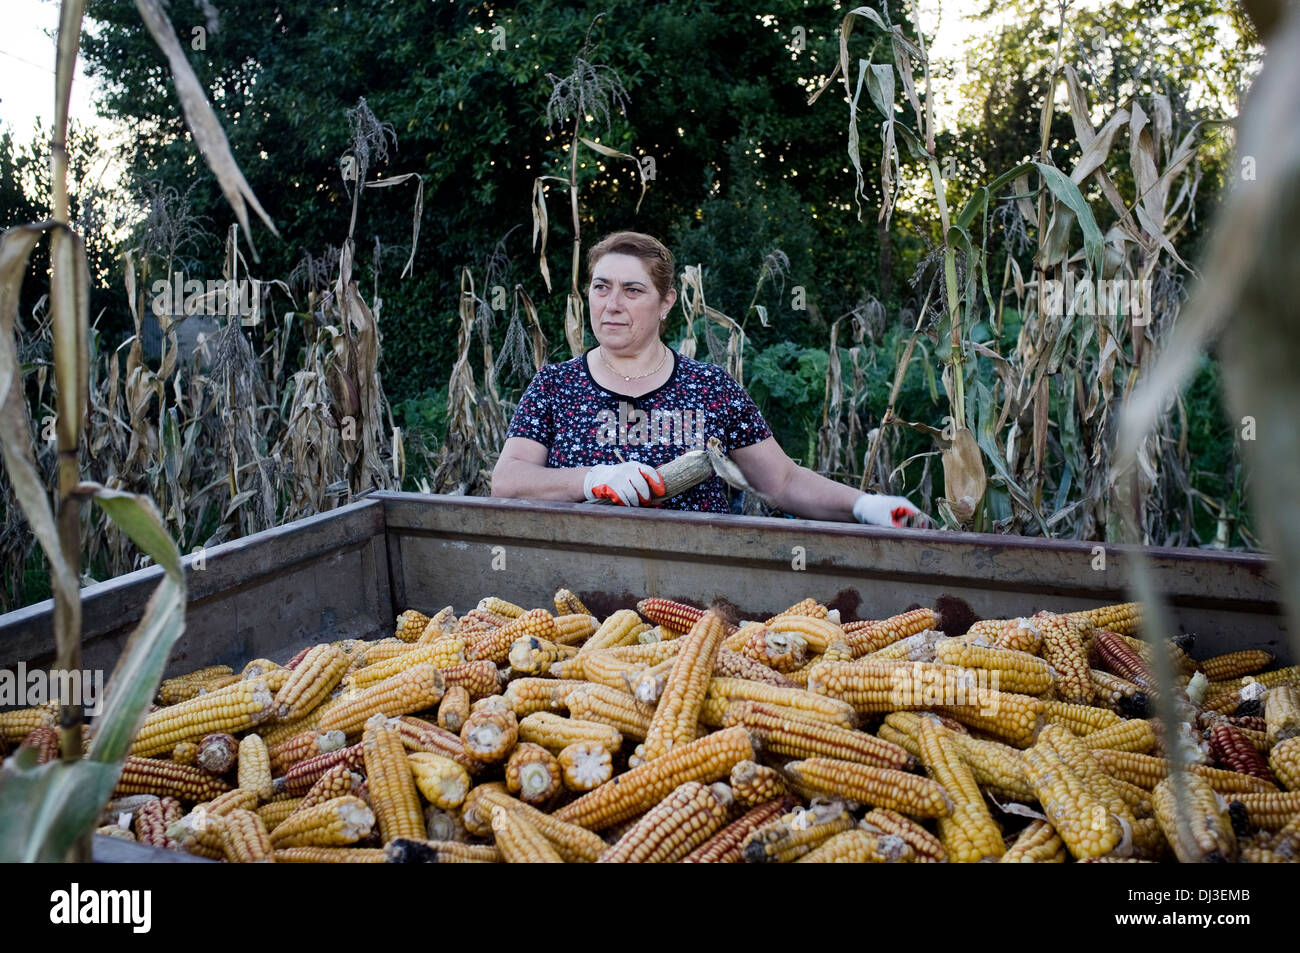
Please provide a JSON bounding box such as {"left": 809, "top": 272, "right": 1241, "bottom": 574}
{"left": 852, "top": 493, "right": 924, "bottom": 527}
{"left": 583, "top": 462, "right": 667, "bottom": 507}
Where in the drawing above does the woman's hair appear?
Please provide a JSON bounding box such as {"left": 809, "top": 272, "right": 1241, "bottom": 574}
{"left": 587, "top": 231, "right": 676, "bottom": 300}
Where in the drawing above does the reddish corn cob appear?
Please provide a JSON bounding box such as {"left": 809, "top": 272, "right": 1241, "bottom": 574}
{"left": 19, "top": 726, "right": 59, "bottom": 765}
{"left": 464, "top": 783, "right": 608, "bottom": 861}
{"left": 1000, "top": 820, "right": 1067, "bottom": 863}
{"left": 467, "top": 608, "right": 557, "bottom": 664}
{"left": 274, "top": 644, "right": 350, "bottom": 720}
{"left": 729, "top": 759, "right": 788, "bottom": 807}
{"left": 722, "top": 701, "right": 914, "bottom": 770}
{"left": 566, "top": 683, "right": 654, "bottom": 741}
{"left": 505, "top": 743, "right": 562, "bottom": 805}
{"left": 681, "top": 796, "right": 796, "bottom": 863}
{"left": 502, "top": 678, "right": 585, "bottom": 717}
{"left": 741, "top": 801, "right": 856, "bottom": 863}
{"left": 282, "top": 744, "right": 364, "bottom": 796}
{"left": 273, "top": 846, "right": 387, "bottom": 863}
{"left": 637, "top": 598, "right": 706, "bottom": 634}
{"left": 436, "top": 685, "right": 472, "bottom": 733}
{"left": 1154, "top": 774, "right": 1238, "bottom": 862}
{"left": 295, "top": 764, "right": 365, "bottom": 813}
{"left": 559, "top": 741, "right": 613, "bottom": 791}
{"left": 1036, "top": 614, "right": 1094, "bottom": 705}
{"left": 393, "top": 716, "right": 478, "bottom": 774}
{"left": 132, "top": 678, "right": 275, "bottom": 757}
{"left": 269, "top": 795, "right": 375, "bottom": 848}
{"left": 1200, "top": 650, "right": 1273, "bottom": 682}
{"left": 437, "top": 660, "right": 500, "bottom": 699}
{"left": 555, "top": 725, "right": 754, "bottom": 830}
{"left": 196, "top": 733, "right": 239, "bottom": 775}
{"left": 1209, "top": 723, "right": 1276, "bottom": 784}
{"left": 114, "top": 757, "right": 234, "bottom": 802}
{"left": 917, "top": 717, "right": 1005, "bottom": 862}
{"left": 842, "top": 609, "right": 938, "bottom": 657}
{"left": 598, "top": 782, "right": 734, "bottom": 863}
{"left": 736, "top": 624, "right": 807, "bottom": 672}
{"left": 460, "top": 706, "right": 519, "bottom": 763}
{"left": 491, "top": 805, "right": 564, "bottom": 863}
{"left": 317, "top": 664, "right": 445, "bottom": 735}
{"left": 363, "top": 716, "right": 425, "bottom": 843}
{"left": 269, "top": 729, "right": 346, "bottom": 775}
{"left": 133, "top": 796, "right": 184, "bottom": 848}
{"left": 643, "top": 610, "right": 727, "bottom": 761}
{"left": 859, "top": 808, "right": 948, "bottom": 862}
{"left": 1092, "top": 630, "right": 1153, "bottom": 689}
{"left": 219, "top": 809, "right": 274, "bottom": 862}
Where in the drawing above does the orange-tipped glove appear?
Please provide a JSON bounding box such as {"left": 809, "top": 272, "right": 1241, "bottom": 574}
{"left": 583, "top": 462, "right": 667, "bottom": 507}
{"left": 853, "top": 493, "right": 925, "bottom": 528}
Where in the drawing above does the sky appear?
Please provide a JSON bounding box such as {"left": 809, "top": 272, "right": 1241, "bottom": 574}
{"left": 0, "top": 0, "right": 104, "bottom": 137}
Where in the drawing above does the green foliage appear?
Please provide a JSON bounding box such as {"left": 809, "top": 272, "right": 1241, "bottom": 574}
{"left": 746, "top": 340, "right": 828, "bottom": 461}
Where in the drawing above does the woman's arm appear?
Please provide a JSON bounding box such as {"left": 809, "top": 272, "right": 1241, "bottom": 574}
{"left": 728, "top": 438, "right": 861, "bottom": 521}
{"left": 490, "top": 437, "right": 590, "bottom": 502}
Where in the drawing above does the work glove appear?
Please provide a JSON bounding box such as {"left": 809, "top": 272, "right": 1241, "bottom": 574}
{"left": 853, "top": 492, "right": 924, "bottom": 528}
{"left": 583, "top": 461, "right": 667, "bottom": 507}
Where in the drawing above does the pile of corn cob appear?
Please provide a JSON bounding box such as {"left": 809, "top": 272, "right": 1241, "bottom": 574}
{"left": 5, "top": 592, "right": 1298, "bottom": 863}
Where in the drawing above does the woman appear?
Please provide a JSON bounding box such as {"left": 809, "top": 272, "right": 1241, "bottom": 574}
{"left": 491, "top": 231, "right": 923, "bottom": 526}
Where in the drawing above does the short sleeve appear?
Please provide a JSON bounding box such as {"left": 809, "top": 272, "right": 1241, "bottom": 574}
{"left": 505, "top": 365, "right": 555, "bottom": 448}
{"left": 713, "top": 368, "right": 773, "bottom": 453}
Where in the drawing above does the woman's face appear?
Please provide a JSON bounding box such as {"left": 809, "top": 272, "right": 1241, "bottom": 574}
{"left": 588, "top": 253, "right": 676, "bottom": 354}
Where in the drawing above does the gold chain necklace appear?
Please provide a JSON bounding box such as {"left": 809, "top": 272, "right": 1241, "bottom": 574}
{"left": 598, "top": 343, "right": 668, "bottom": 382}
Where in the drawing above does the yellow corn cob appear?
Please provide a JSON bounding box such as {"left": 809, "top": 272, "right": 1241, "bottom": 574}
{"left": 729, "top": 759, "right": 788, "bottom": 807}
{"left": 1089, "top": 669, "right": 1148, "bottom": 714}
{"left": 467, "top": 608, "right": 557, "bottom": 664}
{"left": 237, "top": 734, "right": 274, "bottom": 802}
{"left": 1000, "top": 820, "right": 1067, "bottom": 862}
{"left": 842, "top": 609, "right": 938, "bottom": 657}
{"left": 764, "top": 597, "right": 825, "bottom": 624}
{"left": 859, "top": 807, "right": 947, "bottom": 862}
{"left": 490, "top": 806, "right": 563, "bottom": 863}
{"left": 132, "top": 796, "right": 183, "bottom": 849}
{"left": 1271, "top": 737, "right": 1300, "bottom": 791}
{"left": 1153, "top": 773, "right": 1238, "bottom": 862}
{"left": 359, "top": 639, "right": 419, "bottom": 666}
{"left": 736, "top": 624, "right": 808, "bottom": 672}
{"left": 1021, "top": 737, "right": 1123, "bottom": 860}
{"left": 409, "top": 752, "right": 472, "bottom": 810}
{"left": 395, "top": 609, "right": 431, "bottom": 642}
{"left": 1066, "top": 602, "right": 1141, "bottom": 636}
{"left": 580, "top": 609, "right": 649, "bottom": 653}
{"left": 439, "top": 660, "right": 500, "bottom": 699}
{"left": 157, "top": 668, "right": 240, "bottom": 706}
{"left": 553, "top": 613, "right": 601, "bottom": 645}
{"left": 1093, "top": 749, "right": 1277, "bottom": 794}
{"left": 1038, "top": 725, "right": 1135, "bottom": 832}
{"left": 933, "top": 641, "right": 1054, "bottom": 695}
{"left": 171, "top": 741, "right": 199, "bottom": 765}
{"left": 515, "top": 712, "right": 620, "bottom": 757}
{"left": 767, "top": 615, "right": 843, "bottom": 654}
{"left": 1229, "top": 792, "right": 1300, "bottom": 831}
{"left": 218, "top": 809, "right": 274, "bottom": 863}
{"left": 639, "top": 610, "right": 726, "bottom": 761}
{"left": 807, "top": 659, "right": 982, "bottom": 712}
{"left": 883, "top": 711, "right": 1031, "bottom": 800}
{"left": 1080, "top": 718, "right": 1156, "bottom": 754}
{"left": 1040, "top": 699, "right": 1122, "bottom": 736}
{"left": 507, "top": 635, "right": 575, "bottom": 675}
{"left": 259, "top": 707, "right": 325, "bottom": 749}
{"left": 638, "top": 625, "right": 680, "bottom": 644}
{"left": 281, "top": 744, "right": 365, "bottom": 795}
{"left": 741, "top": 801, "right": 856, "bottom": 863}
{"left": 268, "top": 729, "right": 346, "bottom": 775}
{"left": 459, "top": 705, "right": 518, "bottom": 763}
{"left": 1035, "top": 614, "right": 1094, "bottom": 704}
{"left": 598, "top": 781, "right": 734, "bottom": 863}
{"left": 273, "top": 846, "right": 387, "bottom": 863}
{"left": 1130, "top": 814, "right": 1171, "bottom": 861}
{"left": 131, "top": 678, "right": 275, "bottom": 757}
{"left": 273, "top": 645, "right": 350, "bottom": 722}
{"left": 166, "top": 812, "right": 226, "bottom": 859}
{"left": 1265, "top": 685, "right": 1300, "bottom": 746}
{"left": 393, "top": 716, "right": 478, "bottom": 774}
{"left": 1199, "top": 649, "right": 1273, "bottom": 681}
{"left": 566, "top": 683, "right": 654, "bottom": 741}
{"left": 464, "top": 782, "right": 607, "bottom": 862}
{"left": 317, "top": 664, "right": 445, "bottom": 735}
{"left": 783, "top": 757, "right": 952, "bottom": 818}
{"left": 196, "top": 787, "right": 260, "bottom": 818}
{"left": 558, "top": 741, "right": 613, "bottom": 791}
{"left": 702, "top": 678, "right": 856, "bottom": 729}
{"left": 554, "top": 588, "right": 592, "bottom": 617}
{"left": 505, "top": 743, "right": 562, "bottom": 805}
{"left": 294, "top": 763, "right": 364, "bottom": 814}
{"left": 349, "top": 640, "right": 466, "bottom": 690}
{"left": 269, "top": 795, "right": 375, "bottom": 848}
{"left": 722, "top": 701, "right": 914, "bottom": 770}
{"left": 862, "top": 629, "right": 946, "bottom": 661}
{"left": 113, "top": 756, "right": 233, "bottom": 802}
{"left": 362, "top": 716, "right": 425, "bottom": 843}
{"left": 502, "top": 678, "right": 585, "bottom": 717}
{"left": 256, "top": 798, "right": 304, "bottom": 830}
{"left": 990, "top": 618, "right": 1045, "bottom": 655}
{"left": 436, "top": 685, "right": 472, "bottom": 733}
{"left": 625, "top": 656, "right": 676, "bottom": 705}
{"left": 477, "top": 596, "right": 525, "bottom": 619}
{"left": 555, "top": 725, "right": 754, "bottom": 830}
{"left": 931, "top": 690, "right": 1043, "bottom": 748}
{"left": 416, "top": 606, "right": 456, "bottom": 642}
{"left": 916, "top": 716, "right": 1005, "bottom": 861}
{"left": 795, "top": 828, "right": 915, "bottom": 863}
